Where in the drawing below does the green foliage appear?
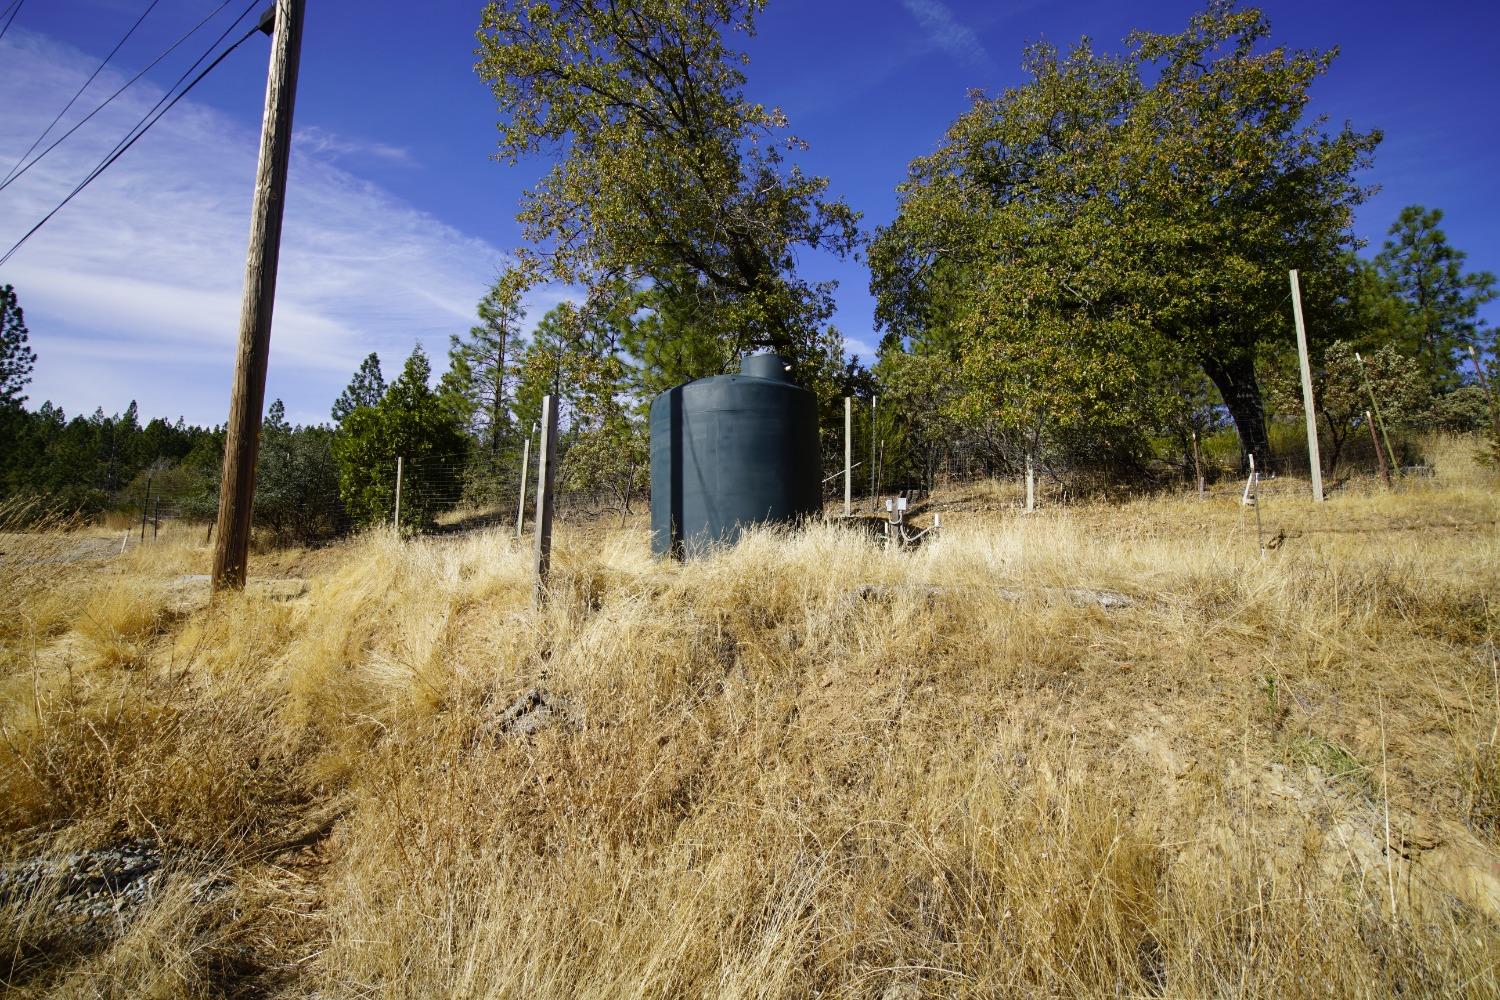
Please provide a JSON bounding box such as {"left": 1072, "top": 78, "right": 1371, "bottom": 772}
{"left": 1372, "top": 206, "right": 1497, "bottom": 393}
{"left": 618, "top": 271, "right": 737, "bottom": 399}
{"left": 446, "top": 274, "right": 525, "bottom": 454}
{"left": 1264, "top": 341, "right": 1427, "bottom": 472}
{"left": 870, "top": 1, "right": 1379, "bottom": 467}
{"left": 254, "top": 400, "right": 345, "bottom": 541}
{"left": 333, "top": 347, "right": 468, "bottom": 530}
{"left": 509, "top": 299, "right": 648, "bottom": 515}
{"left": 1424, "top": 386, "right": 1493, "bottom": 435}
{"left": 475, "top": 0, "right": 859, "bottom": 361}
{"left": 1, "top": 398, "right": 221, "bottom": 518}
{"left": 0, "top": 284, "right": 35, "bottom": 410}
{"left": 331, "top": 353, "right": 386, "bottom": 425}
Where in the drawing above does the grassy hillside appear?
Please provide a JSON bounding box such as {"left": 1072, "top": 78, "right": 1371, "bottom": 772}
{"left": 2, "top": 441, "right": 1498, "bottom": 997}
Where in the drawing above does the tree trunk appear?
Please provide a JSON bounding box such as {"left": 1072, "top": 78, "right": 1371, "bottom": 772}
{"left": 489, "top": 323, "right": 508, "bottom": 454}
{"left": 1202, "top": 354, "right": 1270, "bottom": 471}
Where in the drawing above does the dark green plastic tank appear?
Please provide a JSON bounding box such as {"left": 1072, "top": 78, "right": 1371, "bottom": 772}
{"left": 650, "top": 352, "right": 822, "bottom": 558}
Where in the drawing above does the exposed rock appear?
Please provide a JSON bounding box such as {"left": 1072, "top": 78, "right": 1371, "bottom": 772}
{"left": 479, "top": 686, "right": 575, "bottom": 740}
{"left": 847, "top": 583, "right": 1134, "bottom": 610}
{"left": 0, "top": 840, "right": 227, "bottom": 946}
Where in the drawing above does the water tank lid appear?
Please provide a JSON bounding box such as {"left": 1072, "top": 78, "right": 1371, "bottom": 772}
{"left": 740, "top": 352, "right": 796, "bottom": 382}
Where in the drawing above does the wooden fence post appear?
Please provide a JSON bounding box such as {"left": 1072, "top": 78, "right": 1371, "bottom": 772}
{"left": 1367, "top": 410, "right": 1392, "bottom": 488}
{"left": 844, "top": 396, "right": 852, "bottom": 518}
{"left": 1025, "top": 453, "right": 1035, "bottom": 512}
{"left": 1192, "top": 430, "right": 1205, "bottom": 498}
{"left": 1289, "top": 270, "right": 1324, "bottom": 502}
{"left": 515, "top": 425, "right": 532, "bottom": 538}
{"left": 533, "top": 395, "right": 559, "bottom": 605}
{"left": 392, "top": 455, "right": 403, "bottom": 531}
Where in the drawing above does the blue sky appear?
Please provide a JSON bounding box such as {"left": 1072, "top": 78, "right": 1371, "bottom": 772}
{"left": 1, "top": 0, "right": 1496, "bottom": 426}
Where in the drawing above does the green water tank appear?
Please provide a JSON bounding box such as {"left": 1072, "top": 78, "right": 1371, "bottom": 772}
{"left": 650, "top": 352, "right": 822, "bottom": 558}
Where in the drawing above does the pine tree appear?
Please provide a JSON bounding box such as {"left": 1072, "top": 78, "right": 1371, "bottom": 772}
{"left": 1, "top": 284, "right": 36, "bottom": 410}
{"left": 331, "top": 352, "right": 386, "bottom": 423}
{"left": 447, "top": 276, "right": 524, "bottom": 453}
{"left": 333, "top": 346, "right": 468, "bottom": 529}
{"left": 1374, "top": 206, "right": 1497, "bottom": 393}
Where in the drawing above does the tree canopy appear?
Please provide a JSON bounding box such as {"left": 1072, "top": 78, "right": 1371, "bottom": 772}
{"left": 475, "top": 0, "right": 860, "bottom": 366}
{"left": 870, "top": 0, "right": 1380, "bottom": 465}
{"left": 1371, "top": 206, "right": 1496, "bottom": 393}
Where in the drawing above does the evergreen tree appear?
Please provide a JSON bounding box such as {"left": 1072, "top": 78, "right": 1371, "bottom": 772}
{"left": 1, "top": 283, "right": 36, "bottom": 410}
{"left": 333, "top": 346, "right": 468, "bottom": 529}
{"left": 448, "top": 275, "right": 525, "bottom": 453}
{"left": 1373, "top": 206, "right": 1497, "bottom": 392}
{"left": 332, "top": 352, "right": 386, "bottom": 423}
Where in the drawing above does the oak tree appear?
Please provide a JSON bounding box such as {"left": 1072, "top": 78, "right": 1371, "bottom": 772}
{"left": 870, "top": 1, "right": 1379, "bottom": 465}
{"left": 475, "top": 0, "right": 859, "bottom": 366}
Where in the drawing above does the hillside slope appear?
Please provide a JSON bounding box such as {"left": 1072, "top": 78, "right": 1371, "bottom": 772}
{"left": 3, "top": 467, "right": 1499, "bottom": 997}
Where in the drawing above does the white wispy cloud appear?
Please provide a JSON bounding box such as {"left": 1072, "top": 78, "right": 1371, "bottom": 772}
{"left": 898, "top": 0, "right": 994, "bottom": 73}
{"left": 295, "top": 125, "right": 416, "bottom": 167}
{"left": 0, "top": 30, "right": 545, "bottom": 427}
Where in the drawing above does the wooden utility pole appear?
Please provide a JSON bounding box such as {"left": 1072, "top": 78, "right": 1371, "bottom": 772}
{"left": 211, "top": 0, "right": 305, "bottom": 592}
{"left": 515, "top": 423, "right": 532, "bottom": 538}
{"left": 1288, "top": 270, "right": 1324, "bottom": 502}
{"left": 869, "top": 396, "right": 877, "bottom": 513}
{"left": 843, "top": 397, "right": 852, "bottom": 518}
{"left": 532, "top": 395, "right": 559, "bottom": 605}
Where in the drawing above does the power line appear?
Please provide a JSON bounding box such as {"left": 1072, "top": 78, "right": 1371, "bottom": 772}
{"left": 0, "top": 17, "right": 263, "bottom": 269}
{"left": 0, "top": 0, "right": 236, "bottom": 196}
{"left": 77, "top": 0, "right": 261, "bottom": 196}
{"left": 0, "top": 0, "right": 25, "bottom": 43}
{"left": 1, "top": 0, "right": 164, "bottom": 188}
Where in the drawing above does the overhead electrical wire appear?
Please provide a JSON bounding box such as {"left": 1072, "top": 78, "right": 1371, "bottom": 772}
{"left": 0, "top": 0, "right": 236, "bottom": 196}
{"left": 0, "top": 10, "right": 264, "bottom": 268}
{"left": 1, "top": 0, "right": 164, "bottom": 188}
{"left": 76, "top": 0, "right": 261, "bottom": 191}
{"left": 0, "top": 0, "right": 25, "bottom": 43}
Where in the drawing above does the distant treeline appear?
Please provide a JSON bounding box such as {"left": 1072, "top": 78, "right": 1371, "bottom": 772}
{"left": 4, "top": 2, "right": 1500, "bottom": 537}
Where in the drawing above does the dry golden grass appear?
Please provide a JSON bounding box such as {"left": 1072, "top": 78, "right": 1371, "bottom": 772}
{"left": 2, "top": 462, "right": 1499, "bottom": 997}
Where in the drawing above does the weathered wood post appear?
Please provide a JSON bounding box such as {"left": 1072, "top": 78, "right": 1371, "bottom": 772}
{"left": 1367, "top": 410, "right": 1391, "bottom": 488}
{"left": 212, "top": 0, "right": 305, "bottom": 591}
{"left": 844, "top": 396, "right": 852, "bottom": 518}
{"left": 532, "top": 395, "right": 559, "bottom": 605}
{"left": 1192, "top": 430, "right": 1205, "bottom": 498}
{"left": 1289, "top": 270, "right": 1324, "bottom": 502}
{"left": 392, "top": 455, "right": 403, "bottom": 531}
{"left": 515, "top": 423, "right": 533, "bottom": 538}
